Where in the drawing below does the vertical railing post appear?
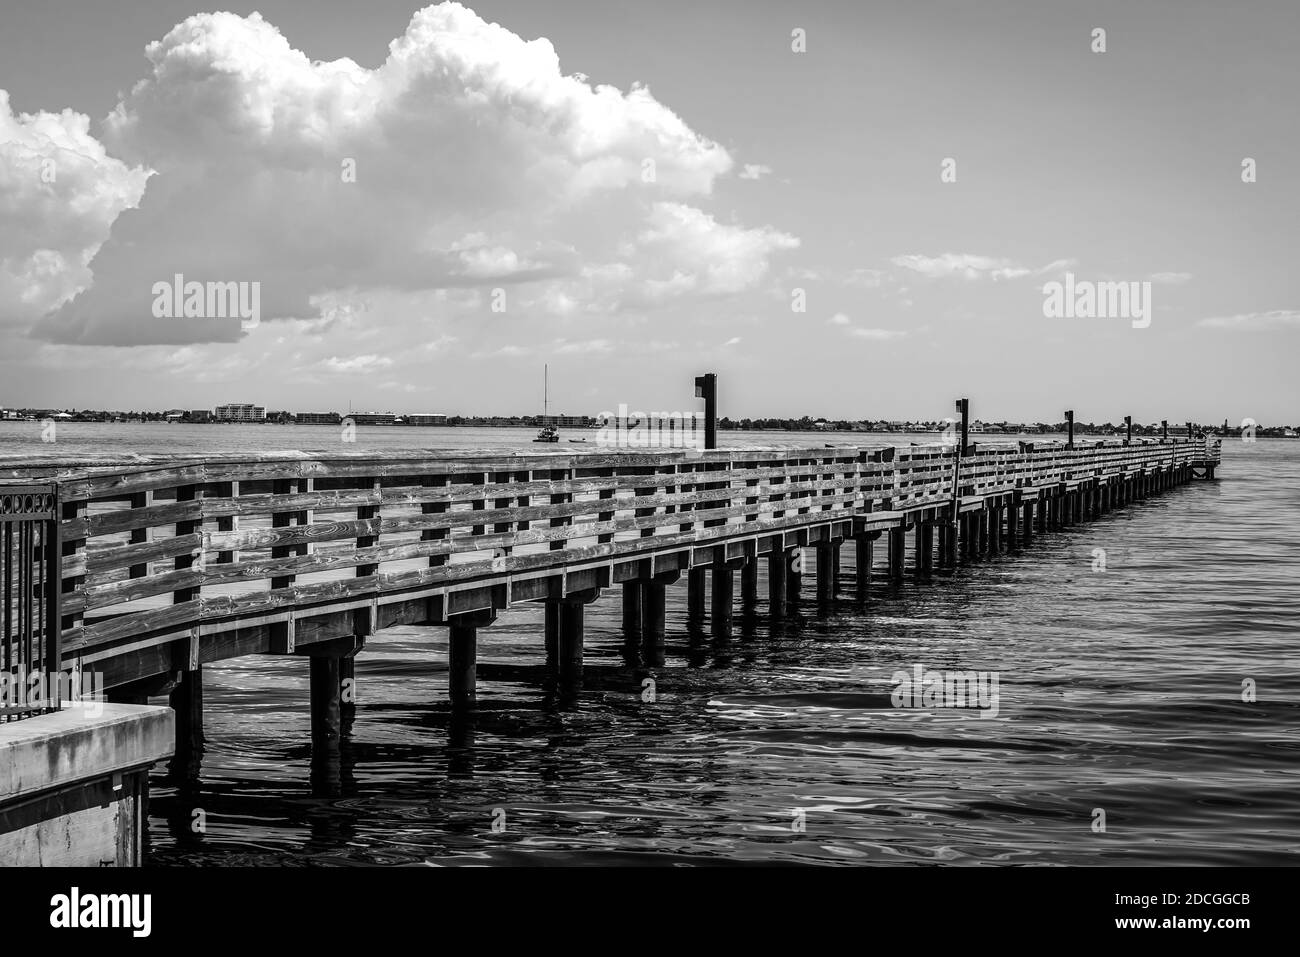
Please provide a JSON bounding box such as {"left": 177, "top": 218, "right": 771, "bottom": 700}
{"left": 44, "top": 485, "right": 61, "bottom": 713}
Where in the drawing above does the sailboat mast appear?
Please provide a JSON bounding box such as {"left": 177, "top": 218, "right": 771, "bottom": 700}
{"left": 544, "top": 364, "right": 549, "bottom": 419}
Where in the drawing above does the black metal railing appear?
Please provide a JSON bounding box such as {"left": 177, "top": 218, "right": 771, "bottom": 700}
{"left": 1, "top": 484, "right": 61, "bottom": 722}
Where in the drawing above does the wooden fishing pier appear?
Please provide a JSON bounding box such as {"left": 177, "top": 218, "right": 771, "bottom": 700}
{"left": 0, "top": 416, "right": 1222, "bottom": 789}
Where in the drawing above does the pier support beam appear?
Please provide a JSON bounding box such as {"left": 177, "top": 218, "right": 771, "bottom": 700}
{"left": 170, "top": 668, "right": 204, "bottom": 751}
{"left": 854, "top": 533, "right": 874, "bottom": 598}
{"left": 786, "top": 548, "right": 803, "bottom": 606}
{"left": 687, "top": 567, "right": 707, "bottom": 629}
{"left": 622, "top": 581, "right": 643, "bottom": 641}
{"left": 557, "top": 591, "right": 599, "bottom": 687}
{"left": 1006, "top": 500, "right": 1019, "bottom": 549}
{"left": 544, "top": 600, "right": 560, "bottom": 669}
{"left": 448, "top": 609, "right": 494, "bottom": 709}
{"left": 961, "top": 514, "right": 975, "bottom": 561}
{"left": 1023, "top": 501, "right": 1035, "bottom": 544}
{"left": 310, "top": 655, "right": 343, "bottom": 747}
{"left": 741, "top": 558, "right": 759, "bottom": 612}
{"left": 712, "top": 552, "right": 735, "bottom": 640}
{"left": 816, "top": 540, "right": 837, "bottom": 604}
{"left": 168, "top": 667, "right": 204, "bottom": 780}
{"left": 768, "top": 544, "right": 789, "bottom": 618}
{"left": 641, "top": 578, "right": 669, "bottom": 654}
{"left": 889, "top": 527, "right": 906, "bottom": 582}
{"left": 916, "top": 522, "right": 934, "bottom": 575}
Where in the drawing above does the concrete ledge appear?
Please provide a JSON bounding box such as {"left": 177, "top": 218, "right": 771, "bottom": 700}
{"left": 0, "top": 703, "right": 174, "bottom": 803}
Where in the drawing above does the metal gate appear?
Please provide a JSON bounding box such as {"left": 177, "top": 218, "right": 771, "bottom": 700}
{"left": 0, "top": 484, "right": 61, "bottom": 722}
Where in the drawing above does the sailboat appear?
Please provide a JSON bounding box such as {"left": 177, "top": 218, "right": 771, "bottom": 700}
{"left": 533, "top": 363, "right": 559, "bottom": 443}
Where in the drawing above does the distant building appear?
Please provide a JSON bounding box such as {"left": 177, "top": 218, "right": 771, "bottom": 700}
{"left": 214, "top": 403, "right": 266, "bottom": 422}
{"left": 296, "top": 412, "right": 341, "bottom": 425}
{"left": 187, "top": 410, "right": 212, "bottom": 423}
{"left": 406, "top": 413, "right": 447, "bottom": 426}
{"left": 539, "top": 414, "right": 594, "bottom": 428}
{"left": 346, "top": 412, "right": 396, "bottom": 426}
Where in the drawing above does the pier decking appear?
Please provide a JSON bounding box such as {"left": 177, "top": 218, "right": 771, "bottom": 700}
{"left": 1, "top": 434, "right": 1221, "bottom": 765}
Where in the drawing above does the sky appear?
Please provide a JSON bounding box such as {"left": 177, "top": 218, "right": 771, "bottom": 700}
{"left": 0, "top": 0, "right": 1296, "bottom": 424}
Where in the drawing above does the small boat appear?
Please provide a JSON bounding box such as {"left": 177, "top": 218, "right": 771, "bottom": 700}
{"left": 567, "top": 437, "right": 587, "bottom": 443}
{"left": 533, "top": 364, "right": 560, "bottom": 442}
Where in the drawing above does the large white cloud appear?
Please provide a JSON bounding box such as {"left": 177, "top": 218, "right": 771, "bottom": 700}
{"left": 25, "top": 3, "right": 794, "bottom": 346}
{"left": 0, "top": 91, "right": 149, "bottom": 324}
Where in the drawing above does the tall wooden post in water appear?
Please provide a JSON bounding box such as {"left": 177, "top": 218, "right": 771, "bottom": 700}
{"left": 695, "top": 373, "right": 718, "bottom": 450}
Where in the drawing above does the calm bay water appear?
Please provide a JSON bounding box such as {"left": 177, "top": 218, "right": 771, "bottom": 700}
{"left": 3, "top": 422, "right": 1295, "bottom": 866}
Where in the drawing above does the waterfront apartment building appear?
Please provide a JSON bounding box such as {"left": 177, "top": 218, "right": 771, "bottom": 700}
{"left": 214, "top": 403, "right": 266, "bottom": 422}
{"left": 539, "top": 414, "right": 594, "bottom": 428}
{"left": 406, "top": 413, "right": 447, "bottom": 426}
{"left": 346, "top": 412, "right": 396, "bottom": 426}
{"left": 296, "top": 412, "right": 342, "bottom": 425}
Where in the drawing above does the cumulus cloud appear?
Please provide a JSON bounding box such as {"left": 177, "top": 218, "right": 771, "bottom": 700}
{"left": 0, "top": 91, "right": 149, "bottom": 324}
{"left": 891, "top": 253, "right": 1031, "bottom": 281}
{"left": 320, "top": 354, "right": 394, "bottom": 373}
{"left": 827, "top": 312, "right": 850, "bottom": 325}
{"left": 739, "top": 163, "right": 772, "bottom": 180}
{"left": 26, "top": 3, "right": 795, "bottom": 346}
{"left": 1196, "top": 310, "right": 1300, "bottom": 330}
{"left": 847, "top": 327, "right": 907, "bottom": 340}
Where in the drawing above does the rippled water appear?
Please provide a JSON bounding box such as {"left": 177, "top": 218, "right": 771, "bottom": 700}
{"left": 6, "top": 424, "right": 1294, "bottom": 865}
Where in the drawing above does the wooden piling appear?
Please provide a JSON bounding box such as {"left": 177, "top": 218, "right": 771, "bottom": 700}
{"left": 712, "top": 553, "right": 734, "bottom": 639}
{"left": 687, "top": 567, "right": 707, "bottom": 627}
{"left": 785, "top": 548, "right": 803, "bottom": 605}
{"left": 768, "top": 546, "right": 788, "bottom": 617}
{"left": 169, "top": 667, "right": 204, "bottom": 759}
{"left": 889, "top": 527, "right": 906, "bottom": 581}
{"left": 544, "top": 600, "right": 559, "bottom": 668}
{"left": 309, "top": 655, "right": 342, "bottom": 746}
{"left": 916, "top": 522, "right": 934, "bottom": 574}
{"left": 558, "top": 600, "right": 585, "bottom": 685}
{"left": 642, "top": 580, "right": 667, "bottom": 650}
{"left": 816, "top": 540, "right": 835, "bottom": 603}
{"left": 854, "top": 534, "right": 873, "bottom": 597}
{"left": 622, "top": 581, "right": 643, "bottom": 640}
{"left": 448, "top": 614, "right": 487, "bottom": 709}
{"left": 741, "top": 558, "right": 759, "bottom": 611}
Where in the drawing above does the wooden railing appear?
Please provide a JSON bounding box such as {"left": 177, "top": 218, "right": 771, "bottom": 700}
{"left": 0, "top": 483, "right": 61, "bottom": 721}
{"left": 0, "top": 436, "right": 1214, "bottom": 684}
